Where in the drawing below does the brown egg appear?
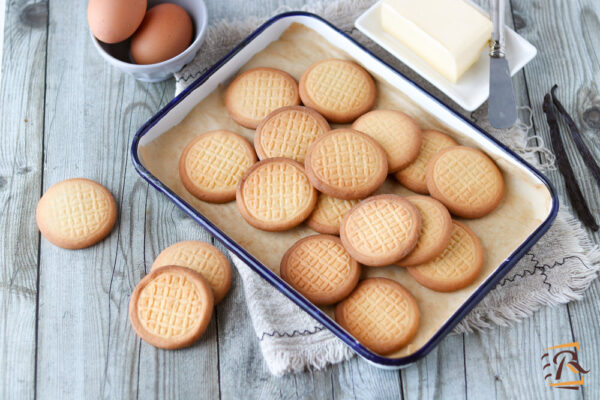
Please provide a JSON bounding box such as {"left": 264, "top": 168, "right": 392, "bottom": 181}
{"left": 131, "top": 3, "right": 194, "bottom": 65}
{"left": 88, "top": 0, "right": 147, "bottom": 44}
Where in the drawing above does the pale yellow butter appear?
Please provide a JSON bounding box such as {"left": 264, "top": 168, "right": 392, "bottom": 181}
{"left": 381, "top": 0, "right": 493, "bottom": 83}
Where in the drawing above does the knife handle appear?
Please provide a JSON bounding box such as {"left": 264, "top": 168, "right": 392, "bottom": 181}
{"left": 490, "top": 0, "right": 505, "bottom": 58}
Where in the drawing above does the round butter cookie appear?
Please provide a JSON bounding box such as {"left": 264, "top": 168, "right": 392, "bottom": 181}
{"left": 36, "top": 178, "right": 117, "bottom": 249}
{"left": 225, "top": 67, "right": 300, "bottom": 129}
{"left": 407, "top": 221, "right": 484, "bottom": 292}
{"left": 352, "top": 110, "right": 422, "bottom": 172}
{"left": 280, "top": 235, "right": 360, "bottom": 305}
{"left": 306, "top": 194, "right": 359, "bottom": 235}
{"left": 340, "top": 195, "right": 421, "bottom": 267}
{"left": 152, "top": 241, "right": 232, "bottom": 304}
{"left": 236, "top": 158, "right": 317, "bottom": 231}
{"left": 299, "top": 59, "right": 376, "bottom": 123}
{"left": 397, "top": 196, "right": 452, "bottom": 267}
{"left": 304, "top": 129, "right": 388, "bottom": 200}
{"left": 426, "top": 146, "right": 504, "bottom": 218}
{"left": 179, "top": 130, "right": 257, "bottom": 203}
{"left": 335, "top": 278, "right": 420, "bottom": 355}
{"left": 254, "top": 106, "right": 330, "bottom": 163}
{"left": 394, "top": 130, "right": 457, "bottom": 194}
{"left": 129, "top": 265, "right": 214, "bottom": 350}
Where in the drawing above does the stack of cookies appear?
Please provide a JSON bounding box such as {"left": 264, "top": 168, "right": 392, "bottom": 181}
{"left": 174, "top": 58, "right": 505, "bottom": 355}
{"left": 129, "top": 240, "right": 233, "bottom": 350}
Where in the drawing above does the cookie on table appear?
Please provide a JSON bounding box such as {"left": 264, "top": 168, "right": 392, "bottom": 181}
{"left": 299, "top": 59, "right": 376, "bottom": 123}
{"left": 225, "top": 67, "right": 300, "bottom": 129}
{"left": 36, "top": 178, "right": 117, "bottom": 249}
{"left": 335, "top": 278, "right": 420, "bottom": 355}
{"left": 236, "top": 158, "right": 317, "bottom": 231}
{"left": 129, "top": 265, "right": 214, "bottom": 350}
{"left": 304, "top": 129, "right": 388, "bottom": 200}
{"left": 352, "top": 110, "right": 422, "bottom": 173}
{"left": 306, "top": 194, "right": 359, "bottom": 235}
{"left": 340, "top": 194, "right": 421, "bottom": 267}
{"left": 394, "top": 130, "right": 458, "bottom": 194}
{"left": 397, "top": 196, "right": 453, "bottom": 267}
{"left": 254, "top": 106, "right": 330, "bottom": 164}
{"left": 280, "top": 235, "right": 360, "bottom": 305}
{"left": 426, "top": 146, "right": 504, "bottom": 218}
{"left": 152, "top": 241, "right": 232, "bottom": 304}
{"left": 407, "top": 221, "right": 484, "bottom": 292}
{"left": 179, "top": 130, "right": 257, "bottom": 203}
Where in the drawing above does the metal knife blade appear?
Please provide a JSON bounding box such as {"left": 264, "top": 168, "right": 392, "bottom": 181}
{"left": 489, "top": 57, "right": 517, "bottom": 128}
{"left": 488, "top": 0, "right": 517, "bottom": 129}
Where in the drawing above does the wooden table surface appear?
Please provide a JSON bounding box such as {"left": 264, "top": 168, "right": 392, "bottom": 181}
{"left": 1, "top": 0, "right": 599, "bottom": 399}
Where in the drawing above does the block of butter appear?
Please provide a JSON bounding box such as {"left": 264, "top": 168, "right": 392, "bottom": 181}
{"left": 380, "top": 0, "right": 493, "bottom": 83}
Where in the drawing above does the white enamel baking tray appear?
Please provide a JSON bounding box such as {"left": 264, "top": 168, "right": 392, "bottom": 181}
{"left": 132, "top": 12, "right": 558, "bottom": 369}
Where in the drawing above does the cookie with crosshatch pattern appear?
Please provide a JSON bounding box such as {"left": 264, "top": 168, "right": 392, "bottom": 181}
{"left": 340, "top": 195, "right": 421, "bottom": 267}
{"left": 407, "top": 221, "right": 484, "bottom": 292}
{"left": 236, "top": 158, "right": 317, "bottom": 231}
{"left": 36, "top": 178, "right": 117, "bottom": 249}
{"left": 280, "top": 235, "right": 360, "bottom": 305}
{"left": 179, "top": 130, "right": 257, "bottom": 203}
{"left": 352, "top": 110, "right": 423, "bottom": 173}
{"left": 304, "top": 129, "right": 388, "bottom": 200}
{"left": 335, "top": 278, "right": 420, "bottom": 355}
{"left": 396, "top": 195, "right": 453, "bottom": 267}
{"left": 151, "top": 241, "right": 232, "bottom": 304}
{"left": 394, "top": 129, "right": 458, "bottom": 194}
{"left": 299, "top": 59, "right": 376, "bottom": 123}
{"left": 426, "top": 146, "right": 504, "bottom": 218}
{"left": 129, "top": 265, "right": 214, "bottom": 350}
{"left": 254, "top": 106, "right": 330, "bottom": 164}
{"left": 306, "top": 194, "right": 359, "bottom": 235}
{"left": 225, "top": 67, "right": 301, "bottom": 129}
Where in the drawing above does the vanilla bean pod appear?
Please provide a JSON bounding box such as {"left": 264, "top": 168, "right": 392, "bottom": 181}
{"left": 550, "top": 85, "right": 600, "bottom": 189}
{"left": 543, "top": 92, "right": 598, "bottom": 231}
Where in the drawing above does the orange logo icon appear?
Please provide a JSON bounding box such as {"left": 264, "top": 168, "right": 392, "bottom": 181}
{"left": 542, "top": 342, "right": 589, "bottom": 390}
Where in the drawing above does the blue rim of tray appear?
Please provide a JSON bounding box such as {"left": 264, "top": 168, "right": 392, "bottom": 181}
{"left": 130, "top": 11, "right": 559, "bottom": 367}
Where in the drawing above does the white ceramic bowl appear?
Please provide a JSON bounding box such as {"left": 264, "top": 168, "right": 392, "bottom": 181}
{"left": 90, "top": 0, "right": 208, "bottom": 82}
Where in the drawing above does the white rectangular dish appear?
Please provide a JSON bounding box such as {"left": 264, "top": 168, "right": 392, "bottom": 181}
{"left": 355, "top": 0, "right": 537, "bottom": 111}
{"left": 131, "top": 12, "right": 558, "bottom": 368}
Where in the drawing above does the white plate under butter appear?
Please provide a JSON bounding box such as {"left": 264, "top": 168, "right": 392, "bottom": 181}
{"left": 355, "top": 0, "right": 537, "bottom": 111}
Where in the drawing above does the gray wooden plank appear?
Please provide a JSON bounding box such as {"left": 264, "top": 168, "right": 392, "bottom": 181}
{"left": 402, "top": 334, "right": 465, "bottom": 400}
{"left": 35, "top": 0, "right": 130, "bottom": 395}
{"left": 527, "top": 1, "right": 600, "bottom": 399}
{"left": 508, "top": 1, "right": 600, "bottom": 398}
{"left": 30, "top": 1, "right": 205, "bottom": 399}
{"left": 568, "top": 279, "right": 599, "bottom": 400}
{"left": 138, "top": 198, "right": 219, "bottom": 400}
{"left": 332, "top": 357, "right": 402, "bottom": 400}
{"left": 465, "top": 305, "right": 582, "bottom": 400}
{"left": 34, "top": 0, "right": 221, "bottom": 397}
{"left": 0, "top": 1, "right": 47, "bottom": 399}
{"left": 98, "top": 76, "right": 220, "bottom": 400}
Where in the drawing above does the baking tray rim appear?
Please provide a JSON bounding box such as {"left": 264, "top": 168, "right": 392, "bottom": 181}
{"left": 130, "top": 11, "right": 559, "bottom": 368}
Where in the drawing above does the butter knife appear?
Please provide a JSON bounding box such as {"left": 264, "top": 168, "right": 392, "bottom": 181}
{"left": 488, "top": 0, "right": 517, "bottom": 129}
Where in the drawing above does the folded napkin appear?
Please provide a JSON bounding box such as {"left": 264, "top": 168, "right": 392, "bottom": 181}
{"left": 174, "top": 0, "right": 599, "bottom": 376}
